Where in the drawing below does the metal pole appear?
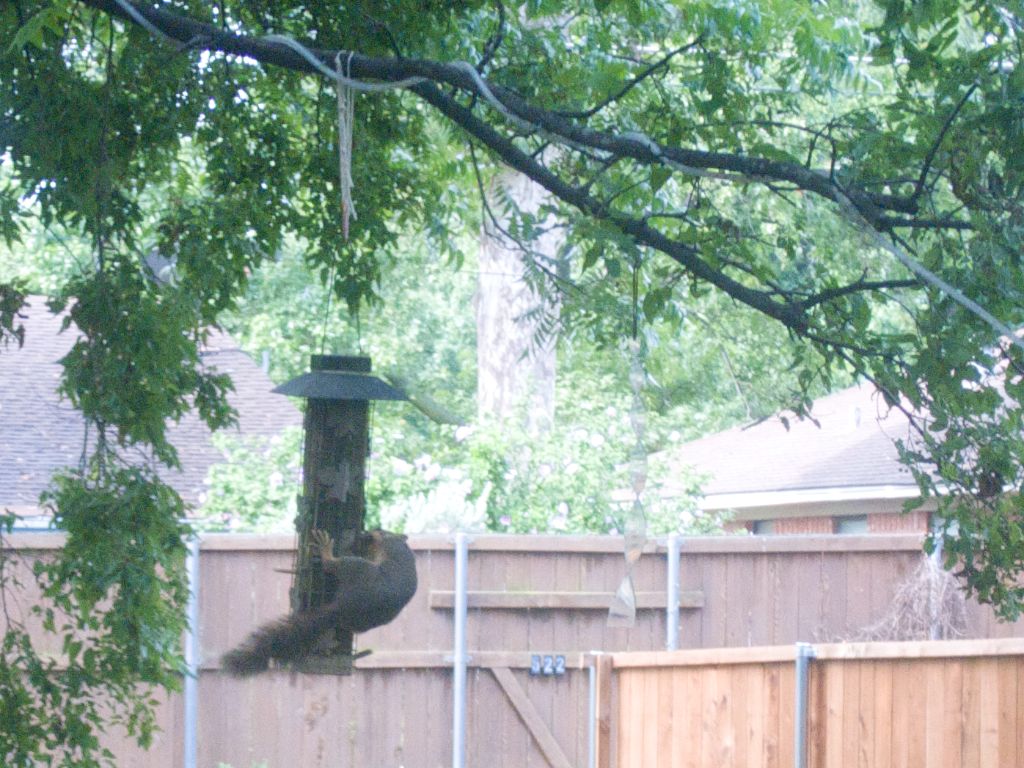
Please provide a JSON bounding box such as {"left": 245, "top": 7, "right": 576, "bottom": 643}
{"left": 183, "top": 534, "right": 201, "bottom": 768}
{"left": 928, "top": 536, "right": 945, "bottom": 641}
{"left": 452, "top": 532, "right": 469, "bottom": 768}
{"left": 587, "top": 657, "right": 598, "bottom": 768}
{"left": 665, "top": 533, "right": 681, "bottom": 651}
{"left": 794, "top": 642, "right": 815, "bottom": 768}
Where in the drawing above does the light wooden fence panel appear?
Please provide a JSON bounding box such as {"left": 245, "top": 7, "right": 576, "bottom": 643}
{"left": 600, "top": 640, "right": 1024, "bottom": 768}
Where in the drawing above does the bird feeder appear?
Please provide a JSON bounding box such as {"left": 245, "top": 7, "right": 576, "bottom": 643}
{"left": 274, "top": 354, "right": 406, "bottom": 673}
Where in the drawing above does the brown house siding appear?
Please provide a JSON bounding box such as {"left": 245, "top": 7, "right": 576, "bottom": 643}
{"left": 868, "top": 509, "right": 930, "bottom": 534}
{"left": 731, "top": 510, "right": 931, "bottom": 536}
{"left": 772, "top": 516, "right": 836, "bottom": 534}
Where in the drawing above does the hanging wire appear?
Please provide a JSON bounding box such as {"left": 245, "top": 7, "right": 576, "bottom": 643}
{"left": 319, "top": 267, "right": 335, "bottom": 355}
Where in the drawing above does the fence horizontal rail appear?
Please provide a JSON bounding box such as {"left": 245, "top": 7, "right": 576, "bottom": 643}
{"left": 5, "top": 530, "right": 928, "bottom": 553}
{"left": 604, "top": 637, "right": 1024, "bottom": 669}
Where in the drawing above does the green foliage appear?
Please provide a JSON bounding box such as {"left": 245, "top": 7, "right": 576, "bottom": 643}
{"left": 41, "top": 467, "right": 190, "bottom": 685}
{"left": 1, "top": 467, "right": 189, "bottom": 767}
{"left": 0, "top": 281, "right": 27, "bottom": 349}
{"left": 52, "top": 274, "right": 237, "bottom": 467}
{"left": 368, "top": 397, "right": 718, "bottom": 536}
{"left": 218, "top": 236, "right": 478, "bottom": 425}
{"left": 894, "top": 335, "right": 1024, "bottom": 621}
{"left": 199, "top": 427, "right": 303, "bottom": 532}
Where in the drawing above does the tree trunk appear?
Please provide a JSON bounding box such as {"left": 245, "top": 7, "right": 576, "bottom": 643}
{"left": 476, "top": 170, "right": 562, "bottom": 433}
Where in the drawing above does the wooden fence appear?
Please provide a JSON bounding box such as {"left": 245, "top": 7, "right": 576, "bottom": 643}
{"left": 592, "top": 638, "right": 1024, "bottom": 768}
{"left": 3, "top": 533, "right": 1023, "bottom": 767}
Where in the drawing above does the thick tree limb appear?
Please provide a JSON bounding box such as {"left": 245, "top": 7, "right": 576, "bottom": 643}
{"left": 414, "top": 82, "right": 809, "bottom": 329}
{"left": 83, "top": 0, "right": 920, "bottom": 220}
{"left": 80, "top": 0, "right": 993, "bottom": 339}
{"left": 85, "top": 0, "right": 813, "bottom": 330}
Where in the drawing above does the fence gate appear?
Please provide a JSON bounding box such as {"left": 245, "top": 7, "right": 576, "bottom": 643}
{"left": 438, "top": 532, "right": 704, "bottom": 768}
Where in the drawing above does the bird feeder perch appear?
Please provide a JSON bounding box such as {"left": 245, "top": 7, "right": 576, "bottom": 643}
{"left": 273, "top": 354, "right": 406, "bottom": 673}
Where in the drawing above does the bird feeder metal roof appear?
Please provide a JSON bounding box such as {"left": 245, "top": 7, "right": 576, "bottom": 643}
{"left": 272, "top": 355, "right": 407, "bottom": 401}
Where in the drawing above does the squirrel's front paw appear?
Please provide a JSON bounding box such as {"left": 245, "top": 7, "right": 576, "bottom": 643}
{"left": 308, "top": 529, "right": 336, "bottom": 561}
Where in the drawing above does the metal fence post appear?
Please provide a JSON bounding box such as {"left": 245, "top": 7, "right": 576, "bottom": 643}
{"left": 183, "top": 534, "right": 201, "bottom": 768}
{"left": 452, "top": 532, "right": 469, "bottom": 768}
{"left": 587, "top": 656, "right": 598, "bottom": 768}
{"left": 794, "top": 642, "right": 815, "bottom": 768}
{"left": 665, "top": 533, "right": 681, "bottom": 651}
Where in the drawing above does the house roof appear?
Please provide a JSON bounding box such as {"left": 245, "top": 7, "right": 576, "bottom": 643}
{"left": 0, "top": 297, "right": 301, "bottom": 513}
{"left": 662, "top": 383, "right": 921, "bottom": 512}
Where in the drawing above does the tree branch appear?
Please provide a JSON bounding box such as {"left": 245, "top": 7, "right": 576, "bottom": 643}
{"left": 555, "top": 39, "right": 702, "bottom": 120}
{"left": 412, "top": 79, "right": 809, "bottom": 330}
{"left": 85, "top": 0, "right": 922, "bottom": 223}
{"left": 799, "top": 278, "right": 920, "bottom": 310}
{"left": 82, "top": 0, "right": 987, "bottom": 341}
{"left": 476, "top": 0, "right": 505, "bottom": 72}
{"left": 912, "top": 83, "right": 978, "bottom": 205}
{"left": 877, "top": 215, "right": 973, "bottom": 231}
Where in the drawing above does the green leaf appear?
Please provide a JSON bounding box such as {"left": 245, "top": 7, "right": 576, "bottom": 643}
{"left": 5, "top": 5, "right": 71, "bottom": 54}
{"left": 651, "top": 166, "right": 672, "bottom": 193}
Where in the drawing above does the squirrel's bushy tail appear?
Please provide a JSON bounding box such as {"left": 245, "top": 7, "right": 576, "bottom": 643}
{"left": 221, "top": 607, "right": 338, "bottom": 677}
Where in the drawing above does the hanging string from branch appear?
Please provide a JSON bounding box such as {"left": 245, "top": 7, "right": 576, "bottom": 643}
{"left": 609, "top": 254, "right": 649, "bottom": 628}
{"left": 336, "top": 52, "right": 357, "bottom": 240}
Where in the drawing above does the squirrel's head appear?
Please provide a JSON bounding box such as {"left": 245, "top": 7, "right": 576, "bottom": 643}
{"left": 358, "top": 529, "right": 409, "bottom": 562}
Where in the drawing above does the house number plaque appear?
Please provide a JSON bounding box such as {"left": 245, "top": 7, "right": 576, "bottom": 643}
{"left": 529, "top": 654, "right": 566, "bottom": 677}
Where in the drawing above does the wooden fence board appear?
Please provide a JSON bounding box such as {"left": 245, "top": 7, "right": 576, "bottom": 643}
{"left": 748, "top": 555, "right": 772, "bottom": 649}
{"left": 748, "top": 664, "right": 767, "bottom": 768}
{"left": 960, "top": 659, "right": 980, "bottom": 768}
{"left": 677, "top": 667, "right": 703, "bottom": 768}
{"left": 823, "top": 659, "right": 844, "bottom": 768}
{"left": 725, "top": 554, "right": 755, "bottom": 647}
{"left": 795, "top": 553, "right": 826, "bottom": 641}
{"left": 763, "top": 663, "right": 781, "bottom": 768}
{"left": 855, "top": 661, "right": 874, "bottom": 768}
{"left": 1018, "top": 660, "right": 1024, "bottom": 768}
{"left": 820, "top": 553, "right": 849, "bottom": 641}
{"left": 698, "top": 663, "right": 722, "bottom": 768}
{"left": 843, "top": 661, "right": 863, "bottom": 768}
{"left": 872, "top": 658, "right": 893, "bottom": 768}
{"left": 616, "top": 667, "right": 635, "bottom": 767}
{"left": 978, "top": 658, "right": 1000, "bottom": 766}
{"left": 492, "top": 666, "right": 573, "bottom": 768}
{"left": 772, "top": 554, "right": 800, "bottom": 647}
{"left": 942, "top": 660, "right": 964, "bottom": 768}
{"left": 998, "top": 656, "right": 1019, "bottom": 768}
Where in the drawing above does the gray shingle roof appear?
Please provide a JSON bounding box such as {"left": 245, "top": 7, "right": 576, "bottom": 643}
{"left": 663, "top": 383, "right": 918, "bottom": 501}
{"left": 0, "top": 297, "right": 301, "bottom": 511}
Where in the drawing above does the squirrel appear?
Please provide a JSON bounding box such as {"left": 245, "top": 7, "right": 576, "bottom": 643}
{"left": 221, "top": 528, "right": 417, "bottom": 676}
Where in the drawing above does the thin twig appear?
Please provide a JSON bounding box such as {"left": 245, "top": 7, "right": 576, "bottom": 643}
{"left": 556, "top": 39, "right": 702, "bottom": 120}
{"left": 912, "top": 83, "right": 978, "bottom": 205}
{"left": 799, "top": 278, "right": 920, "bottom": 310}
{"left": 476, "top": 0, "right": 505, "bottom": 72}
